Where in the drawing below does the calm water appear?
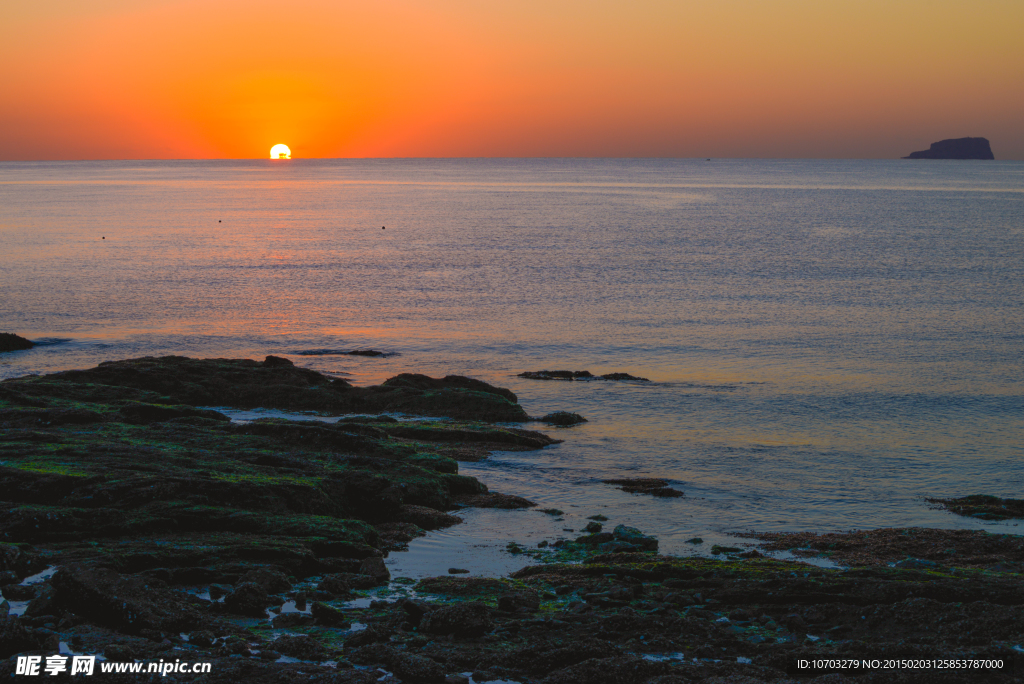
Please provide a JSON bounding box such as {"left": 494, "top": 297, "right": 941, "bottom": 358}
{"left": 2, "top": 159, "right": 1023, "bottom": 571}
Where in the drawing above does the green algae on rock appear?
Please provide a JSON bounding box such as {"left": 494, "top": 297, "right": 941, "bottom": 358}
{"left": 32, "top": 355, "right": 531, "bottom": 421}
{"left": 0, "top": 356, "right": 560, "bottom": 581}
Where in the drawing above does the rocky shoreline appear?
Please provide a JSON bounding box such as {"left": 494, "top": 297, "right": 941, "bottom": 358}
{"left": 1, "top": 357, "right": 1022, "bottom": 682}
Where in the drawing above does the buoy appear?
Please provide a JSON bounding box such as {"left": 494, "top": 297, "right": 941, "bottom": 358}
{"left": 382, "top": 226, "right": 385, "bottom": 229}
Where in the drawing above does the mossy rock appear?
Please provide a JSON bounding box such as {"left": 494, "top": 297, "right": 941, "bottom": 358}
{"left": 407, "top": 453, "right": 459, "bottom": 474}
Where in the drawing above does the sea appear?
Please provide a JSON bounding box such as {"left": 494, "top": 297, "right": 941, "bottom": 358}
{"left": 2, "top": 158, "right": 1022, "bottom": 577}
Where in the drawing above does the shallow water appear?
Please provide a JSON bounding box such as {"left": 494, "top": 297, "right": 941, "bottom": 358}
{"left": 2, "top": 159, "right": 1022, "bottom": 563}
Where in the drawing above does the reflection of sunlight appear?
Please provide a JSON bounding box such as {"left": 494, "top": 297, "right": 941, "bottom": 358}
{"left": 269, "top": 144, "right": 291, "bottom": 159}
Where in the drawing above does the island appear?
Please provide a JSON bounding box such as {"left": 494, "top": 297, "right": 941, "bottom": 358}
{"left": 903, "top": 137, "right": 995, "bottom": 160}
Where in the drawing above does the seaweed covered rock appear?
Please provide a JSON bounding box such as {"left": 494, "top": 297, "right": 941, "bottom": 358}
{"left": 0, "top": 615, "right": 38, "bottom": 658}
{"left": 31, "top": 356, "right": 529, "bottom": 421}
{"left": 538, "top": 411, "right": 587, "bottom": 426}
{"left": 382, "top": 373, "right": 518, "bottom": 403}
{"left": 927, "top": 494, "right": 1024, "bottom": 520}
{"left": 612, "top": 525, "right": 659, "bottom": 552}
{"left": 224, "top": 582, "right": 270, "bottom": 617}
{"left": 50, "top": 564, "right": 204, "bottom": 633}
{"left": 273, "top": 634, "right": 333, "bottom": 661}
{"left": 602, "top": 477, "right": 683, "bottom": 498}
{"left": 519, "top": 370, "right": 649, "bottom": 382}
{"left": 420, "top": 601, "right": 492, "bottom": 637}
{"left": 350, "top": 644, "right": 445, "bottom": 683}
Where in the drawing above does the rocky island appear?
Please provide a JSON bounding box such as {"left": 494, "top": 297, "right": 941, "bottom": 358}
{"left": 2, "top": 357, "right": 1023, "bottom": 683}
{"left": 903, "top": 137, "right": 995, "bottom": 160}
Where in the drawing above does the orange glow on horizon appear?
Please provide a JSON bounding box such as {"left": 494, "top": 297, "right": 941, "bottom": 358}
{"left": 1, "top": 0, "right": 1022, "bottom": 160}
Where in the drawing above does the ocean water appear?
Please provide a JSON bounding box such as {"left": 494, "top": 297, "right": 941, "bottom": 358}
{"left": 2, "top": 158, "right": 1022, "bottom": 573}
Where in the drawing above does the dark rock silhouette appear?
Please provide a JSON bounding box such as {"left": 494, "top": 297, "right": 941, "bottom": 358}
{"left": 0, "top": 333, "right": 33, "bottom": 353}
{"left": 903, "top": 137, "right": 994, "bottom": 160}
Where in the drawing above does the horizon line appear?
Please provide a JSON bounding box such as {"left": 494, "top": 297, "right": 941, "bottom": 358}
{"left": 0, "top": 156, "right": 1015, "bottom": 163}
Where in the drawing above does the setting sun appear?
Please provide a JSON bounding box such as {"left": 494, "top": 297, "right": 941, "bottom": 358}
{"left": 269, "top": 144, "right": 291, "bottom": 159}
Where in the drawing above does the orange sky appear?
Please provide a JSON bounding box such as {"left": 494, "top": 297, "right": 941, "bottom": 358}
{"left": 2, "top": 0, "right": 1022, "bottom": 160}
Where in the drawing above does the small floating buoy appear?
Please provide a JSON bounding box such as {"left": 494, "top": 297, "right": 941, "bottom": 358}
{"left": 102, "top": 237, "right": 105, "bottom": 239}
{"left": 219, "top": 220, "right": 221, "bottom": 223}
{"left": 382, "top": 226, "right": 385, "bottom": 229}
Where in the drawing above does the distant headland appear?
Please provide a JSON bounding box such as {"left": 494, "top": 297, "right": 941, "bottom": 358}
{"left": 903, "top": 137, "right": 995, "bottom": 160}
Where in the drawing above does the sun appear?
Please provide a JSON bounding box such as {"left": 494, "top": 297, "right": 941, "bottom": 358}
{"left": 269, "top": 144, "right": 291, "bottom": 159}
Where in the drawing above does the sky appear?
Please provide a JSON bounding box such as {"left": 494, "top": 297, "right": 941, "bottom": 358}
{"left": 2, "top": 0, "right": 1022, "bottom": 160}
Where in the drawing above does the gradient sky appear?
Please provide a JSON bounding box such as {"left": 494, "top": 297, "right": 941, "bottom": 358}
{"left": 3, "top": 0, "right": 1022, "bottom": 160}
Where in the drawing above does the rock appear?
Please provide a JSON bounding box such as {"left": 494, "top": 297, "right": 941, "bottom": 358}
{"left": 317, "top": 574, "right": 353, "bottom": 597}
{"left": 454, "top": 492, "right": 536, "bottom": 509}
{"left": 518, "top": 370, "right": 649, "bottom": 382}
{"left": 448, "top": 568, "right": 470, "bottom": 574}
{"left": 518, "top": 370, "right": 592, "bottom": 381}
{"left": 420, "top": 602, "right": 492, "bottom": 637}
{"left": 599, "top": 372, "right": 649, "bottom": 381}
{"left": 538, "top": 411, "right": 588, "bottom": 426}
{"left": 903, "top": 137, "right": 994, "bottom": 160}
{"left": 272, "top": 612, "right": 314, "bottom": 628}
{"left": 351, "top": 643, "right": 445, "bottom": 683}
{"left": 541, "top": 655, "right": 669, "bottom": 684}
{"left": 0, "top": 333, "right": 33, "bottom": 353}
{"left": 273, "top": 634, "right": 332, "bottom": 661}
{"left": 583, "top": 522, "right": 603, "bottom": 534}
{"left": 0, "top": 543, "right": 20, "bottom": 572}
{"left": 398, "top": 598, "right": 431, "bottom": 626}
{"left": 118, "top": 402, "right": 230, "bottom": 424}
{"left": 388, "top": 651, "right": 445, "bottom": 683}
{"left": 189, "top": 630, "right": 215, "bottom": 647}
{"left": 0, "top": 614, "right": 36, "bottom": 657}
{"left": 358, "top": 556, "right": 390, "bottom": 585}
{"left": 601, "top": 478, "right": 683, "bottom": 498}
{"left": 345, "top": 624, "right": 393, "bottom": 648}
{"left": 399, "top": 505, "right": 462, "bottom": 530}
{"left": 382, "top": 373, "right": 518, "bottom": 404}
{"left": 895, "top": 558, "right": 940, "bottom": 570}
{"left": 104, "top": 643, "right": 137, "bottom": 661}
{"left": 223, "top": 582, "right": 270, "bottom": 617}
{"left": 2, "top": 584, "right": 36, "bottom": 601}
{"left": 311, "top": 601, "right": 350, "bottom": 627}
{"left": 497, "top": 591, "right": 540, "bottom": 612}
{"left": 50, "top": 564, "right": 202, "bottom": 633}
{"left": 596, "top": 541, "right": 639, "bottom": 553}
{"left": 612, "top": 525, "right": 658, "bottom": 552}
{"left": 294, "top": 349, "right": 396, "bottom": 358}
{"left": 926, "top": 494, "right": 1024, "bottom": 521}
{"left": 35, "top": 356, "right": 529, "bottom": 421}
{"left": 710, "top": 545, "right": 741, "bottom": 554}
{"left": 238, "top": 567, "right": 292, "bottom": 593}
{"left": 208, "top": 583, "right": 233, "bottom": 600}
{"left": 576, "top": 532, "right": 615, "bottom": 546}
